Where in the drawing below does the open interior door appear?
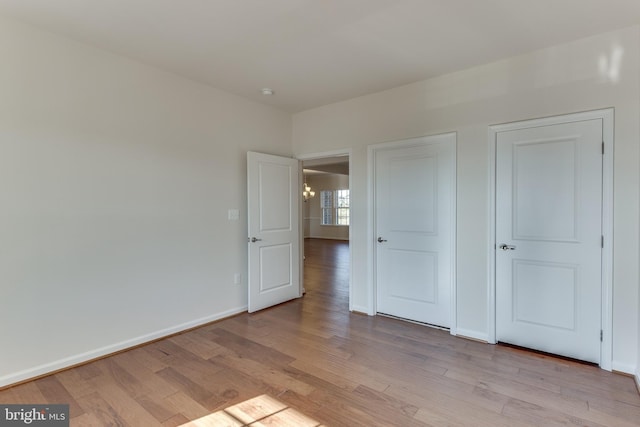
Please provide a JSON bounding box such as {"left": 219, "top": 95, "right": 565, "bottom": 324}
{"left": 247, "top": 151, "right": 300, "bottom": 312}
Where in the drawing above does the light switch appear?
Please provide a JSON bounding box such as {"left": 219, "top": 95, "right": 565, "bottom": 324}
{"left": 228, "top": 209, "right": 239, "bottom": 221}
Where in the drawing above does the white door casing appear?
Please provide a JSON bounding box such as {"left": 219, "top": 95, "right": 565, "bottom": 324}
{"left": 489, "top": 109, "right": 613, "bottom": 369}
{"left": 247, "top": 151, "right": 300, "bottom": 313}
{"left": 371, "top": 133, "right": 456, "bottom": 329}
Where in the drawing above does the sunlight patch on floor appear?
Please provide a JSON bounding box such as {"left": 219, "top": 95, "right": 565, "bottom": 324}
{"left": 179, "top": 394, "right": 323, "bottom": 426}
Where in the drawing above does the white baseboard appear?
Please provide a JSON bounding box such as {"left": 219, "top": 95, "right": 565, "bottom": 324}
{"left": 0, "top": 306, "right": 247, "bottom": 388}
{"left": 610, "top": 361, "right": 636, "bottom": 376}
{"left": 455, "top": 328, "right": 489, "bottom": 343}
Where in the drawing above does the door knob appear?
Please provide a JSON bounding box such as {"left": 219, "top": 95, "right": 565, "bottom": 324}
{"left": 250, "top": 237, "right": 262, "bottom": 243}
{"left": 377, "top": 237, "right": 387, "bottom": 243}
{"left": 498, "top": 243, "right": 516, "bottom": 251}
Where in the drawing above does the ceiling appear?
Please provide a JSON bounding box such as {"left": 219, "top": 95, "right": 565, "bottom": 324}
{"left": 1, "top": 0, "right": 639, "bottom": 112}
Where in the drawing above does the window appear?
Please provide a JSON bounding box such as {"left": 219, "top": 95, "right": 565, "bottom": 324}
{"left": 335, "top": 189, "right": 350, "bottom": 225}
{"left": 321, "top": 189, "right": 349, "bottom": 226}
{"left": 320, "top": 191, "right": 333, "bottom": 225}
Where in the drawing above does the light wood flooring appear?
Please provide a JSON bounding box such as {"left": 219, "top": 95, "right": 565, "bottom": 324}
{"left": 1, "top": 238, "right": 639, "bottom": 426}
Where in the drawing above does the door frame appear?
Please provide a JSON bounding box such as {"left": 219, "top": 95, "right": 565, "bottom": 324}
{"left": 488, "top": 108, "right": 614, "bottom": 370}
{"left": 297, "top": 149, "right": 353, "bottom": 310}
{"left": 368, "top": 133, "right": 457, "bottom": 335}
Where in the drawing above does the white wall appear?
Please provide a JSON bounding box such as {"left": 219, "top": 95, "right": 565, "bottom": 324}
{"left": 293, "top": 26, "right": 640, "bottom": 372}
{"left": 0, "top": 17, "right": 292, "bottom": 386}
{"left": 304, "top": 174, "right": 350, "bottom": 240}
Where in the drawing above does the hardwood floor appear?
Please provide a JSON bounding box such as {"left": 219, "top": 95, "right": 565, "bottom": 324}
{"left": 1, "top": 238, "right": 639, "bottom": 426}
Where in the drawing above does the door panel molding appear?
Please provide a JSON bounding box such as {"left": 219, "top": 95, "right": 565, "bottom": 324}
{"left": 488, "top": 109, "right": 613, "bottom": 370}
{"left": 368, "top": 132, "right": 457, "bottom": 335}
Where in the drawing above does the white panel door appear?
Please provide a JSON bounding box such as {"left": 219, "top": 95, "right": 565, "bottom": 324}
{"left": 375, "top": 134, "right": 455, "bottom": 328}
{"left": 247, "top": 152, "right": 300, "bottom": 313}
{"left": 496, "top": 119, "right": 603, "bottom": 363}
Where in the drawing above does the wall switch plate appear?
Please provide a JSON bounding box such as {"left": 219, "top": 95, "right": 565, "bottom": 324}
{"left": 233, "top": 273, "right": 241, "bottom": 284}
{"left": 228, "top": 209, "right": 239, "bottom": 221}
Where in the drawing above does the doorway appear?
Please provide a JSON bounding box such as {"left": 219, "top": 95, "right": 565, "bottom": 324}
{"left": 299, "top": 151, "right": 352, "bottom": 310}
{"left": 488, "top": 109, "right": 614, "bottom": 369}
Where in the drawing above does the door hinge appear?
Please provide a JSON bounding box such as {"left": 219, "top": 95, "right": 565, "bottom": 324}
{"left": 600, "top": 330, "right": 603, "bottom": 342}
{"left": 602, "top": 141, "right": 605, "bottom": 154}
{"left": 601, "top": 235, "right": 604, "bottom": 248}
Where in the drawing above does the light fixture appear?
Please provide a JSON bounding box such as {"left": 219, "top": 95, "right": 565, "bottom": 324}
{"left": 303, "top": 182, "right": 315, "bottom": 202}
{"left": 261, "top": 88, "right": 274, "bottom": 96}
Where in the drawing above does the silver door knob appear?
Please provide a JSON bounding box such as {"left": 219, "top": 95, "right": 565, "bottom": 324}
{"left": 250, "top": 237, "right": 262, "bottom": 243}
{"left": 377, "top": 237, "right": 387, "bottom": 243}
{"left": 498, "top": 243, "right": 516, "bottom": 251}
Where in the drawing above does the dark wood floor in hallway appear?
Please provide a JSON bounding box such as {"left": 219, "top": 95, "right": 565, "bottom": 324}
{"left": 1, "top": 238, "right": 639, "bottom": 426}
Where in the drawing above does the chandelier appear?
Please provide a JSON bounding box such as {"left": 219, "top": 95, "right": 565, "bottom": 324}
{"left": 303, "top": 183, "right": 315, "bottom": 201}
